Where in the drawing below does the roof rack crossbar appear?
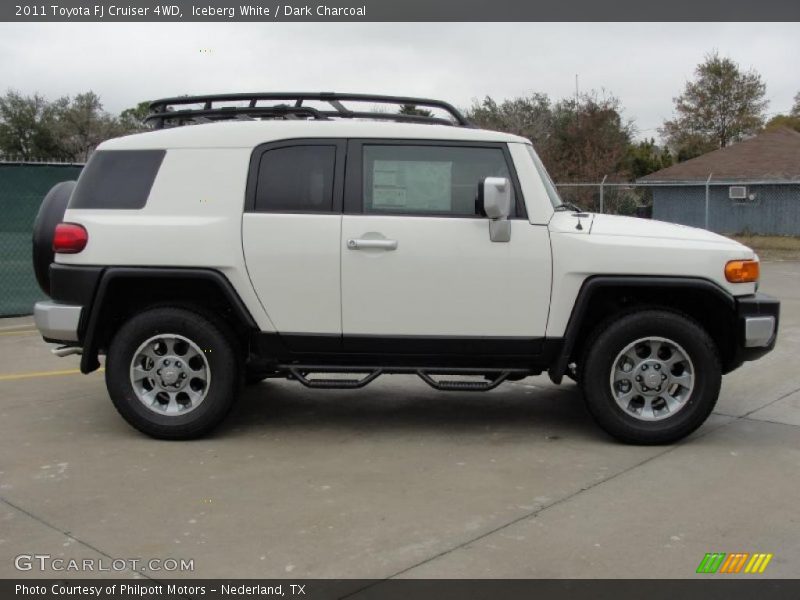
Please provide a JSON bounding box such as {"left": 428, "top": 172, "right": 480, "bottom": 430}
{"left": 146, "top": 92, "right": 473, "bottom": 128}
{"left": 328, "top": 99, "right": 352, "bottom": 115}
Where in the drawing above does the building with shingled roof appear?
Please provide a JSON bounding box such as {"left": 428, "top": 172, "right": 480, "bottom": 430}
{"left": 639, "top": 128, "right": 800, "bottom": 235}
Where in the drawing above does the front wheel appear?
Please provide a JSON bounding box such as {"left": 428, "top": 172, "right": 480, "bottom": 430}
{"left": 106, "top": 307, "right": 241, "bottom": 439}
{"left": 580, "top": 310, "right": 721, "bottom": 445}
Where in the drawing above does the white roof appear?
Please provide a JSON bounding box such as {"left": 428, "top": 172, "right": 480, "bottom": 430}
{"left": 100, "top": 119, "right": 529, "bottom": 151}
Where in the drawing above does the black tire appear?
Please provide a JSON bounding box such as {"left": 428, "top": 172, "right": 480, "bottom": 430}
{"left": 580, "top": 309, "right": 721, "bottom": 445}
{"left": 105, "top": 307, "right": 241, "bottom": 439}
{"left": 32, "top": 180, "right": 76, "bottom": 296}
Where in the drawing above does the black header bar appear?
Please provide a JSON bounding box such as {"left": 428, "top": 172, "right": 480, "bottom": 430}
{"left": 4, "top": 0, "right": 800, "bottom": 22}
{"left": 4, "top": 579, "right": 800, "bottom": 600}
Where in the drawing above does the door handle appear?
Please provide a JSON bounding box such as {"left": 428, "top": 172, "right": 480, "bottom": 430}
{"left": 347, "top": 238, "right": 398, "bottom": 251}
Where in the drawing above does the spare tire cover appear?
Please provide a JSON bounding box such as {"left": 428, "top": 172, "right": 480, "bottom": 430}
{"left": 32, "top": 180, "right": 77, "bottom": 296}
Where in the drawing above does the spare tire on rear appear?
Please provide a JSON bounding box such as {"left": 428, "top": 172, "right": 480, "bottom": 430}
{"left": 32, "top": 180, "right": 76, "bottom": 296}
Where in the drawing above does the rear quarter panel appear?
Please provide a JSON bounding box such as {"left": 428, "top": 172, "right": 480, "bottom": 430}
{"left": 58, "top": 148, "right": 276, "bottom": 332}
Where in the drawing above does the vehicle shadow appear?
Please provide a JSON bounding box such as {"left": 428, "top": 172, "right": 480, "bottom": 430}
{"left": 216, "top": 377, "right": 603, "bottom": 441}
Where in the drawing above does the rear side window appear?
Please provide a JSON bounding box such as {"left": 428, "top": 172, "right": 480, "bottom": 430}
{"left": 362, "top": 145, "right": 515, "bottom": 216}
{"left": 70, "top": 150, "right": 165, "bottom": 209}
{"left": 254, "top": 145, "right": 336, "bottom": 212}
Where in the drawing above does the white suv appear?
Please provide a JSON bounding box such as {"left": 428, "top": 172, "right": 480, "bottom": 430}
{"left": 31, "top": 93, "right": 779, "bottom": 443}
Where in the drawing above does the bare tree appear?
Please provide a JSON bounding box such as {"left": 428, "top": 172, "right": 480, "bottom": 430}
{"left": 466, "top": 94, "right": 552, "bottom": 145}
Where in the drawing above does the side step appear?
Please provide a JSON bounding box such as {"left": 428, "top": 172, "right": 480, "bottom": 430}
{"left": 288, "top": 367, "right": 382, "bottom": 389}
{"left": 282, "top": 365, "right": 524, "bottom": 391}
{"left": 416, "top": 370, "right": 511, "bottom": 392}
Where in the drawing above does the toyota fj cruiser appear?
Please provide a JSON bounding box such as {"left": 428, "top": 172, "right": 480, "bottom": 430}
{"left": 31, "top": 92, "right": 779, "bottom": 443}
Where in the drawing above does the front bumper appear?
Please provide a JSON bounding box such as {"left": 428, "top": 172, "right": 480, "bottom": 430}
{"left": 736, "top": 292, "right": 779, "bottom": 364}
{"left": 33, "top": 300, "right": 82, "bottom": 343}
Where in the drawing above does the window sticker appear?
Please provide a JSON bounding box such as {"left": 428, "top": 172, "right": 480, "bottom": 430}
{"left": 372, "top": 160, "right": 452, "bottom": 211}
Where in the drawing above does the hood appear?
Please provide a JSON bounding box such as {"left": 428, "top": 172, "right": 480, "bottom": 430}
{"left": 589, "top": 214, "right": 747, "bottom": 247}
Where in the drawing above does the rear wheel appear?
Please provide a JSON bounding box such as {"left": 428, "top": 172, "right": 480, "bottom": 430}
{"left": 580, "top": 309, "right": 721, "bottom": 444}
{"left": 105, "top": 307, "right": 241, "bottom": 439}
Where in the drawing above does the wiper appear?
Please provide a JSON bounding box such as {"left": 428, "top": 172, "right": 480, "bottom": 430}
{"left": 554, "top": 202, "right": 584, "bottom": 213}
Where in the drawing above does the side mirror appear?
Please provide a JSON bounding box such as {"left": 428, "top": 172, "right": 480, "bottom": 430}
{"left": 478, "top": 177, "right": 511, "bottom": 242}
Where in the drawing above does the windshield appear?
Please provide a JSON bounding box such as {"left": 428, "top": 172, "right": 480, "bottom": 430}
{"left": 525, "top": 145, "right": 563, "bottom": 208}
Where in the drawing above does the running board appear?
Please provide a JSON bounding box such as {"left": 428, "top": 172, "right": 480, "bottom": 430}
{"left": 281, "top": 365, "right": 523, "bottom": 391}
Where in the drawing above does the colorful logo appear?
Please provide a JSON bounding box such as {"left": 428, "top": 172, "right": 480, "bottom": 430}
{"left": 696, "top": 552, "right": 773, "bottom": 574}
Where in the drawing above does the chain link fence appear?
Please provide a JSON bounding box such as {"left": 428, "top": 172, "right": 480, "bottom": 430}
{"left": 0, "top": 162, "right": 84, "bottom": 316}
{"left": 556, "top": 179, "right": 800, "bottom": 236}
{"left": 555, "top": 182, "right": 654, "bottom": 217}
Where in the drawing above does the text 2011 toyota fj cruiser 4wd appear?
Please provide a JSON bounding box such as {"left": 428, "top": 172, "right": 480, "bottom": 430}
{"left": 31, "top": 92, "right": 779, "bottom": 443}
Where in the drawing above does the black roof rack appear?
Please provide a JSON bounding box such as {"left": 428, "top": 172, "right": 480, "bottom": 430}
{"left": 145, "top": 92, "right": 473, "bottom": 129}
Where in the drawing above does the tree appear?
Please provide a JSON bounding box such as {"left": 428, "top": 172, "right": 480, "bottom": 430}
{"left": 761, "top": 91, "right": 800, "bottom": 133}
{"left": 626, "top": 138, "right": 673, "bottom": 179}
{"left": 545, "top": 92, "right": 634, "bottom": 182}
{"left": 118, "top": 101, "right": 151, "bottom": 132}
{"left": 466, "top": 94, "right": 552, "bottom": 144}
{"left": 0, "top": 90, "right": 153, "bottom": 161}
{"left": 764, "top": 114, "right": 800, "bottom": 134}
{"left": 661, "top": 51, "right": 768, "bottom": 160}
{"left": 55, "top": 91, "right": 122, "bottom": 161}
{"left": 0, "top": 90, "right": 63, "bottom": 160}
{"left": 668, "top": 132, "right": 718, "bottom": 163}
{"left": 466, "top": 91, "right": 634, "bottom": 184}
{"left": 398, "top": 104, "right": 432, "bottom": 118}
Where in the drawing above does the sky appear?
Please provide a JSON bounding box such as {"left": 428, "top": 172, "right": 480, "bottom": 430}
{"left": 0, "top": 22, "right": 797, "bottom": 140}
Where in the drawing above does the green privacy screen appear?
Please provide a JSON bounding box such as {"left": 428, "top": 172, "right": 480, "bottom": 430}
{"left": 0, "top": 163, "right": 84, "bottom": 316}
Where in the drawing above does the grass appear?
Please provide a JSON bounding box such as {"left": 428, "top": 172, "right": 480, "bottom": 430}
{"left": 730, "top": 234, "right": 800, "bottom": 261}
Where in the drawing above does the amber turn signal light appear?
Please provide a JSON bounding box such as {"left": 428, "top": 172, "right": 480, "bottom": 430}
{"left": 725, "top": 260, "right": 759, "bottom": 283}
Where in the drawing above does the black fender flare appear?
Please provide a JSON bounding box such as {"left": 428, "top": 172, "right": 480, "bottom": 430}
{"left": 79, "top": 267, "right": 258, "bottom": 373}
{"left": 547, "top": 275, "right": 735, "bottom": 384}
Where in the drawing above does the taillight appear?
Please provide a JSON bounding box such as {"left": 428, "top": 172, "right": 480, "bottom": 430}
{"left": 725, "top": 259, "right": 759, "bottom": 283}
{"left": 53, "top": 223, "right": 88, "bottom": 254}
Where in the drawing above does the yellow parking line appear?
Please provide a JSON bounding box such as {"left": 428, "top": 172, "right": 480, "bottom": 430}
{"left": 0, "top": 323, "right": 35, "bottom": 331}
{"left": 0, "top": 368, "right": 104, "bottom": 382}
{"left": 0, "top": 329, "right": 37, "bottom": 336}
